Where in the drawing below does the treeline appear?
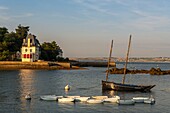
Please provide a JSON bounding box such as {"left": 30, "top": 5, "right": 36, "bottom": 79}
{"left": 0, "top": 25, "right": 69, "bottom": 61}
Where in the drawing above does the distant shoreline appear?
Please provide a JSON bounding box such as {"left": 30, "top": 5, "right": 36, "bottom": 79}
{"left": 70, "top": 57, "right": 170, "bottom": 63}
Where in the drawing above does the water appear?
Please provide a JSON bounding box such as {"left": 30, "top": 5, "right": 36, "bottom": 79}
{"left": 0, "top": 62, "right": 170, "bottom": 113}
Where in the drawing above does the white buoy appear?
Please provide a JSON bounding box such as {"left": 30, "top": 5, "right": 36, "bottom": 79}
{"left": 65, "top": 85, "right": 70, "bottom": 90}
{"left": 25, "top": 93, "right": 31, "bottom": 100}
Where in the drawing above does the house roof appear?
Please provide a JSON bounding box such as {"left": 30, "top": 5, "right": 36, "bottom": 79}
{"left": 22, "top": 33, "right": 40, "bottom": 47}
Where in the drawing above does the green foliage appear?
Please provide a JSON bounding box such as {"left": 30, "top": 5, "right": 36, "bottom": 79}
{"left": 0, "top": 25, "right": 30, "bottom": 61}
{"left": 0, "top": 27, "right": 8, "bottom": 42}
{"left": 4, "top": 32, "right": 20, "bottom": 52}
{"left": 15, "top": 24, "right": 29, "bottom": 49}
{"left": 15, "top": 24, "right": 29, "bottom": 39}
{"left": 56, "top": 56, "right": 69, "bottom": 62}
{"left": 40, "top": 41, "right": 63, "bottom": 61}
{"left": 0, "top": 50, "right": 10, "bottom": 61}
{"left": 0, "top": 25, "right": 66, "bottom": 61}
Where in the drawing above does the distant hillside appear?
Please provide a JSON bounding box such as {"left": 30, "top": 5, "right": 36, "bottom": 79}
{"left": 70, "top": 57, "right": 170, "bottom": 62}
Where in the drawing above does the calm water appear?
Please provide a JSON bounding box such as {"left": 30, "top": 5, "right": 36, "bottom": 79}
{"left": 0, "top": 62, "right": 170, "bottom": 113}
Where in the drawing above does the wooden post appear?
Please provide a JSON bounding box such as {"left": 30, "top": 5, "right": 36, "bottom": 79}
{"left": 122, "top": 35, "right": 132, "bottom": 84}
{"left": 106, "top": 40, "right": 113, "bottom": 81}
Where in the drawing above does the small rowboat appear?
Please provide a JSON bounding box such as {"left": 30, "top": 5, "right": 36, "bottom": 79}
{"left": 132, "top": 97, "right": 149, "bottom": 103}
{"left": 144, "top": 96, "right": 155, "bottom": 104}
{"left": 86, "top": 99, "right": 104, "bottom": 104}
{"left": 91, "top": 96, "right": 108, "bottom": 100}
{"left": 103, "top": 96, "right": 120, "bottom": 103}
{"left": 117, "top": 99, "right": 135, "bottom": 105}
{"left": 65, "top": 96, "right": 80, "bottom": 98}
{"left": 58, "top": 97, "right": 75, "bottom": 103}
{"left": 75, "top": 97, "right": 90, "bottom": 102}
{"left": 40, "top": 95, "right": 63, "bottom": 101}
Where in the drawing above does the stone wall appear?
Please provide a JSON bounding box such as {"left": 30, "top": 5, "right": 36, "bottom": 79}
{"left": 0, "top": 61, "right": 72, "bottom": 70}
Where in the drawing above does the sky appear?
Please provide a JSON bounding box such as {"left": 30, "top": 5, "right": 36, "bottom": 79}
{"left": 0, "top": 0, "right": 170, "bottom": 58}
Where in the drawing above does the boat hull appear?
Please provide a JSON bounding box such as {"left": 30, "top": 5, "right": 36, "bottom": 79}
{"left": 132, "top": 97, "right": 149, "bottom": 103}
{"left": 40, "top": 95, "right": 63, "bottom": 101}
{"left": 86, "top": 99, "right": 103, "bottom": 104}
{"left": 144, "top": 98, "right": 155, "bottom": 104}
{"left": 58, "top": 98, "right": 75, "bottom": 103}
{"left": 103, "top": 96, "right": 120, "bottom": 103}
{"left": 102, "top": 80, "right": 155, "bottom": 92}
{"left": 74, "top": 97, "right": 90, "bottom": 102}
{"left": 117, "top": 99, "right": 135, "bottom": 105}
{"left": 91, "top": 96, "right": 108, "bottom": 100}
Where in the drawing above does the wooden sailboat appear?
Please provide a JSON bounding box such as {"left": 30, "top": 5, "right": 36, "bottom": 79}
{"left": 102, "top": 35, "right": 155, "bottom": 92}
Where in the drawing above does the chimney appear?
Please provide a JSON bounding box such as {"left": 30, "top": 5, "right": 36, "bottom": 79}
{"left": 23, "top": 39, "right": 26, "bottom": 43}
{"left": 28, "top": 38, "right": 30, "bottom": 47}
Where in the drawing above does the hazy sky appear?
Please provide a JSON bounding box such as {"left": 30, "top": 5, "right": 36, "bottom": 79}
{"left": 0, "top": 0, "right": 170, "bottom": 58}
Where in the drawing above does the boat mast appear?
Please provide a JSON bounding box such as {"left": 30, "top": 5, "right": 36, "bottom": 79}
{"left": 122, "top": 35, "right": 132, "bottom": 84}
{"left": 106, "top": 40, "right": 113, "bottom": 81}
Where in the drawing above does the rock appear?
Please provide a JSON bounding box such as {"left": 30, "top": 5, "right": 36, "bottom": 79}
{"left": 109, "top": 67, "right": 170, "bottom": 75}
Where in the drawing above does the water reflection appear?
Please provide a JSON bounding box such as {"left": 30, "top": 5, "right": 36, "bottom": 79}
{"left": 19, "top": 69, "right": 36, "bottom": 96}
{"left": 102, "top": 90, "right": 117, "bottom": 97}
{"left": 18, "top": 69, "right": 36, "bottom": 111}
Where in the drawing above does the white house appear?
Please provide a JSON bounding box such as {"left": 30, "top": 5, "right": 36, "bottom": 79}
{"left": 21, "top": 34, "right": 40, "bottom": 62}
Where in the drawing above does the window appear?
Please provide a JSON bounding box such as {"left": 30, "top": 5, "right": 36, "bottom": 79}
{"left": 27, "top": 54, "right": 30, "bottom": 58}
{"left": 25, "top": 49, "right": 27, "bottom": 52}
{"left": 23, "top": 54, "right": 26, "bottom": 58}
{"left": 30, "top": 49, "right": 32, "bottom": 52}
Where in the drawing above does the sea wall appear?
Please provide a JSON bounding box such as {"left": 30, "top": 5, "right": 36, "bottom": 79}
{"left": 0, "top": 61, "right": 74, "bottom": 70}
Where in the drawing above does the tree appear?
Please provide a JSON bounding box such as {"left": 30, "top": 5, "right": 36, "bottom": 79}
{"left": 4, "top": 32, "right": 20, "bottom": 52}
{"left": 0, "top": 25, "right": 66, "bottom": 61}
{"left": 40, "top": 41, "right": 63, "bottom": 61}
{"left": 15, "top": 24, "right": 29, "bottom": 48}
{"left": 15, "top": 24, "right": 29, "bottom": 39}
{"left": 0, "top": 27, "right": 8, "bottom": 42}
{"left": 0, "top": 50, "right": 10, "bottom": 61}
{"left": 0, "top": 25, "right": 29, "bottom": 61}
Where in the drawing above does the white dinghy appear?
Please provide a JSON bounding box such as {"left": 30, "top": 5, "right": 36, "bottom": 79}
{"left": 86, "top": 99, "right": 104, "bottom": 104}
{"left": 74, "top": 97, "right": 90, "bottom": 102}
{"left": 117, "top": 99, "right": 135, "bottom": 105}
{"left": 91, "top": 96, "right": 108, "bottom": 100}
{"left": 40, "top": 95, "right": 63, "bottom": 101}
{"left": 58, "top": 97, "right": 75, "bottom": 103}
{"left": 65, "top": 96, "right": 80, "bottom": 98}
{"left": 132, "top": 97, "right": 149, "bottom": 103}
{"left": 103, "top": 96, "right": 120, "bottom": 103}
{"left": 144, "top": 96, "right": 155, "bottom": 104}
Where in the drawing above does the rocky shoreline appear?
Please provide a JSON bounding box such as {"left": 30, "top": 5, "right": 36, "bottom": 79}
{"left": 109, "top": 67, "right": 170, "bottom": 75}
